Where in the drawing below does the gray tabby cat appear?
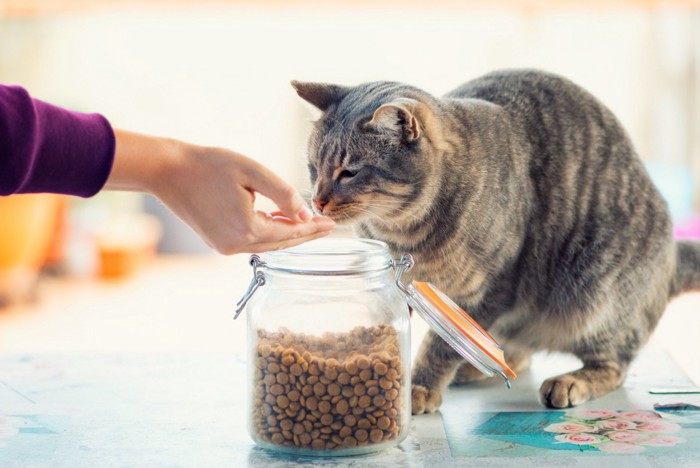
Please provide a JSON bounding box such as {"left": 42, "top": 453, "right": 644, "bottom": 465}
{"left": 292, "top": 69, "right": 700, "bottom": 412}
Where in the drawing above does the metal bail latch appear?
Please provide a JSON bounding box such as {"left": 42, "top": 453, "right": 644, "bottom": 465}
{"left": 392, "top": 254, "right": 415, "bottom": 296}
{"left": 234, "top": 255, "right": 266, "bottom": 319}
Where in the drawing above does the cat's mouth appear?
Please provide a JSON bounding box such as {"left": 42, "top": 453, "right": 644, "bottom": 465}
{"left": 315, "top": 201, "right": 371, "bottom": 224}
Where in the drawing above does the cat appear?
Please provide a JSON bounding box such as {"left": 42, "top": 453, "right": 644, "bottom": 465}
{"left": 292, "top": 69, "right": 700, "bottom": 412}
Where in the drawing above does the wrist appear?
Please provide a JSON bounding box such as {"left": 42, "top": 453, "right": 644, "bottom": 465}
{"left": 143, "top": 137, "right": 195, "bottom": 199}
{"left": 105, "top": 129, "right": 192, "bottom": 195}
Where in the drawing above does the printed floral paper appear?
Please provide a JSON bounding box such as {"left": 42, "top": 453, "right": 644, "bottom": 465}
{"left": 441, "top": 409, "right": 700, "bottom": 458}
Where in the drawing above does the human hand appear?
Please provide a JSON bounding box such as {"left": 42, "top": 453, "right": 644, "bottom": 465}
{"left": 105, "top": 130, "right": 335, "bottom": 254}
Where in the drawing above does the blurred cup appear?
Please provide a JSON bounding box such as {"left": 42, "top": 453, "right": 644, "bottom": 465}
{"left": 95, "top": 213, "right": 162, "bottom": 279}
{"left": 0, "top": 194, "right": 64, "bottom": 306}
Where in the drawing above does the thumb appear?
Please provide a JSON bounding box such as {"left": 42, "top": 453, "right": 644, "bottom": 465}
{"left": 246, "top": 162, "right": 312, "bottom": 223}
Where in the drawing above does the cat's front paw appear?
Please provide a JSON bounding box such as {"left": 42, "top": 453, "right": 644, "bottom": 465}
{"left": 411, "top": 384, "right": 442, "bottom": 414}
{"left": 539, "top": 375, "right": 591, "bottom": 408}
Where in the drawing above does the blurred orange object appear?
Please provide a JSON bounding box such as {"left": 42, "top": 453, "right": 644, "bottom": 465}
{"left": 0, "top": 194, "right": 64, "bottom": 305}
{"left": 43, "top": 197, "right": 69, "bottom": 272}
{"left": 96, "top": 214, "right": 162, "bottom": 279}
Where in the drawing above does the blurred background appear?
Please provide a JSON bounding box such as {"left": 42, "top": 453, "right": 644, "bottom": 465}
{"left": 0, "top": 1, "right": 698, "bottom": 377}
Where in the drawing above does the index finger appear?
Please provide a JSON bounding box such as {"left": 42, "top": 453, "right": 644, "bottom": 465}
{"left": 244, "top": 163, "right": 311, "bottom": 223}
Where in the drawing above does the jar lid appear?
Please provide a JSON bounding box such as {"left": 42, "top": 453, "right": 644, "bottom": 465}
{"left": 399, "top": 275, "right": 516, "bottom": 387}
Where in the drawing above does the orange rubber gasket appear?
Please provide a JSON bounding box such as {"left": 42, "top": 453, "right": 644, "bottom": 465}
{"left": 413, "top": 281, "right": 517, "bottom": 379}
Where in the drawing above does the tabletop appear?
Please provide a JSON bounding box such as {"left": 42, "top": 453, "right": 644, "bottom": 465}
{"left": 1, "top": 347, "right": 699, "bottom": 468}
{"left": 1, "top": 254, "right": 699, "bottom": 467}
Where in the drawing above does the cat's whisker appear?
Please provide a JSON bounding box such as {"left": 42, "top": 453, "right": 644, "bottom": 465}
{"left": 363, "top": 199, "right": 422, "bottom": 212}
{"left": 360, "top": 203, "right": 423, "bottom": 224}
{"left": 355, "top": 206, "right": 403, "bottom": 230}
{"left": 362, "top": 199, "right": 418, "bottom": 209}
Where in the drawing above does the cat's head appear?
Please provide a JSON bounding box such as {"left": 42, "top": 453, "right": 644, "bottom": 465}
{"left": 292, "top": 80, "right": 441, "bottom": 226}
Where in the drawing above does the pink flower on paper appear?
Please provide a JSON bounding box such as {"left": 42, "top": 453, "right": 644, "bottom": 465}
{"left": 567, "top": 409, "right": 618, "bottom": 421}
{"left": 544, "top": 422, "right": 597, "bottom": 433}
{"left": 636, "top": 421, "right": 682, "bottom": 434}
{"left": 638, "top": 436, "right": 687, "bottom": 447}
{"left": 607, "top": 431, "right": 648, "bottom": 443}
{"left": 598, "top": 442, "right": 646, "bottom": 454}
{"left": 596, "top": 418, "right": 637, "bottom": 431}
{"left": 554, "top": 433, "right": 602, "bottom": 445}
{"left": 618, "top": 411, "right": 662, "bottom": 422}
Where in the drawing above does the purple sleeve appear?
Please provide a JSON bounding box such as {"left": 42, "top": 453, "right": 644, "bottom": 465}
{"left": 0, "top": 85, "right": 116, "bottom": 197}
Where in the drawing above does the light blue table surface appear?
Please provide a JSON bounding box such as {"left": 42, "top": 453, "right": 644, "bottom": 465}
{"left": 2, "top": 348, "right": 699, "bottom": 468}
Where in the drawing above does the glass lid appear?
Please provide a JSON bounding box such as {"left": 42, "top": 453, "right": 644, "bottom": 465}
{"left": 407, "top": 281, "right": 516, "bottom": 386}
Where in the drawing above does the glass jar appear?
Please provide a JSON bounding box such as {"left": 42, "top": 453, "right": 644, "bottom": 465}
{"left": 239, "top": 238, "right": 411, "bottom": 456}
{"left": 236, "top": 237, "right": 517, "bottom": 457}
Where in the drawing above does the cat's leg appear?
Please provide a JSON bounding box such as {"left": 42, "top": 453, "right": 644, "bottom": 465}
{"left": 538, "top": 296, "right": 665, "bottom": 408}
{"left": 539, "top": 358, "right": 628, "bottom": 408}
{"left": 452, "top": 348, "right": 532, "bottom": 384}
{"left": 451, "top": 362, "right": 489, "bottom": 384}
{"left": 411, "top": 329, "right": 463, "bottom": 414}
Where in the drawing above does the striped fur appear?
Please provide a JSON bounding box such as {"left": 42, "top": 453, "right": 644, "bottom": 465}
{"left": 293, "top": 69, "right": 700, "bottom": 412}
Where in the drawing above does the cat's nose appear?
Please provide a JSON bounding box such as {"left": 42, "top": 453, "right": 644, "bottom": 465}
{"left": 312, "top": 198, "right": 328, "bottom": 213}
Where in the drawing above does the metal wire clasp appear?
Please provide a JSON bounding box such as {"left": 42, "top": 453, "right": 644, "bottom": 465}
{"left": 234, "top": 255, "right": 266, "bottom": 319}
{"left": 391, "top": 254, "right": 415, "bottom": 295}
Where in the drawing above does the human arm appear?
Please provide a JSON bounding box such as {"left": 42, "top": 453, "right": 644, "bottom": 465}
{"left": 0, "top": 84, "right": 114, "bottom": 197}
{"left": 0, "top": 84, "right": 334, "bottom": 254}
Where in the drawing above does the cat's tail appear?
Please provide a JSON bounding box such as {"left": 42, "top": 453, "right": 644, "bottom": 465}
{"left": 670, "top": 241, "right": 700, "bottom": 298}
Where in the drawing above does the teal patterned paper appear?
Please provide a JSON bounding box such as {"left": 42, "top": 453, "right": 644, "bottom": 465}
{"left": 442, "top": 409, "right": 700, "bottom": 457}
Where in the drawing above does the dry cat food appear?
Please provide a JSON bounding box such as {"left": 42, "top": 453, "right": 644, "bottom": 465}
{"left": 251, "top": 324, "right": 404, "bottom": 451}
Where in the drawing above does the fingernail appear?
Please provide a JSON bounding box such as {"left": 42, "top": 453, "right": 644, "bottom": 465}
{"left": 298, "top": 205, "right": 312, "bottom": 222}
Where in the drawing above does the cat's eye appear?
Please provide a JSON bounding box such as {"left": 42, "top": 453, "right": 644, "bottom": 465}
{"left": 337, "top": 169, "right": 357, "bottom": 182}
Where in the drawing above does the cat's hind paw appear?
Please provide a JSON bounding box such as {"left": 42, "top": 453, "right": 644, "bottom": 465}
{"left": 411, "top": 384, "right": 442, "bottom": 414}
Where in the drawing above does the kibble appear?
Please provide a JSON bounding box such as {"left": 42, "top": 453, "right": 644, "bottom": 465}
{"left": 277, "top": 395, "right": 290, "bottom": 409}
{"left": 369, "top": 428, "right": 383, "bottom": 443}
{"left": 290, "top": 363, "right": 303, "bottom": 376}
{"left": 252, "top": 325, "right": 404, "bottom": 451}
{"left": 280, "top": 419, "right": 293, "bottom": 431}
{"left": 318, "top": 400, "right": 332, "bottom": 414}
{"left": 313, "top": 382, "right": 326, "bottom": 396}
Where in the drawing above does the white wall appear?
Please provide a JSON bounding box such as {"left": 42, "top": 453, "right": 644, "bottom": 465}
{"left": 1, "top": 3, "right": 698, "bottom": 214}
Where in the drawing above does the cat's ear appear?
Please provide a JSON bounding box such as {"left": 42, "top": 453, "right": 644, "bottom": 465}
{"left": 368, "top": 98, "right": 421, "bottom": 141}
{"left": 291, "top": 81, "right": 349, "bottom": 112}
